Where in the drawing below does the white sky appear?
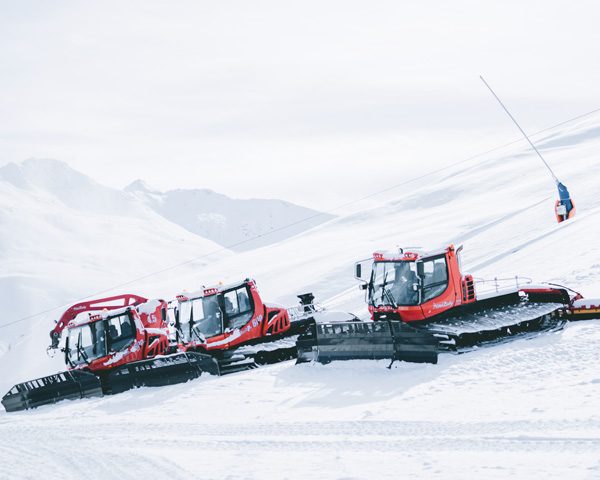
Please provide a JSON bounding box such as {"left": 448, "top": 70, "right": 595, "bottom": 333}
{"left": 1, "top": 1, "right": 599, "bottom": 210}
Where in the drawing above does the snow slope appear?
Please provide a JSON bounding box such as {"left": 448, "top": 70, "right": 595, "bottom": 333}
{"left": 125, "top": 179, "right": 334, "bottom": 251}
{"left": 1, "top": 115, "right": 600, "bottom": 479}
{"left": 170, "top": 113, "right": 600, "bottom": 317}
{"left": 0, "top": 159, "right": 230, "bottom": 380}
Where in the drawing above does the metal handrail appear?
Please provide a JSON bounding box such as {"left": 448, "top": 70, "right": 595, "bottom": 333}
{"left": 473, "top": 276, "right": 533, "bottom": 294}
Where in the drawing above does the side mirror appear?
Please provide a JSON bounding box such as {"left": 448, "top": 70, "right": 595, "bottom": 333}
{"left": 359, "top": 283, "right": 368, "bottom": 291}
{"left": 354, "top": 259, "right": 372, "bottom": 281}
{"left": 416, "top": 261, "right": 425, "bottom": 278}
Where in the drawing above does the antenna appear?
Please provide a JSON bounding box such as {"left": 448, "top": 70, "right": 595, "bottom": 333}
{"left": 480, "top": 75, "right": 559, "bottom": 184}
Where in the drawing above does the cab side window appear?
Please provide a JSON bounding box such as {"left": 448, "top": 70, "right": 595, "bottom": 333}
{"left": 224, "top": 291, "right": 239, "bottom": 316}
{"left": 108, "top": 314, "right": 135, "bottom": 351}
{"left": 223, "top": 287, "right": 253, "bottom": 330}
{"left": 422, "top": 257, "right": 449, "bottom": 302}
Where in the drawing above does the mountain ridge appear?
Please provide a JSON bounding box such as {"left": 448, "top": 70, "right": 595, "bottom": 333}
{"left": 124, "top": 178, "right": 335, "bottom": 251}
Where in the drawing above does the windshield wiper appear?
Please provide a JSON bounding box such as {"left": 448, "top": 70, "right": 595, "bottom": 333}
{"left": 382, "top": 288, "right": 397, "bottom": 308}
{"left": 191, "top": 325, "right": 206, "bottom": 343}
{"left": 77, "top": 344, "right": 90, "bottom": 364}
{"left": 63, "top": 342, "right": 75, "bottom": 368}
{"left": 185, "top": 318, "right": 206, "bottom": 343}
{"left": 381, "top": 271, "right": 397, "bottom": 308}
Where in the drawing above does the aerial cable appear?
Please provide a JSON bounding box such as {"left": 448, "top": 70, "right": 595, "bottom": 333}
{"left": 1, "top": 101, "right": 598, "bottom": 330}
{"left": 480, "top": 75, "right": 575, "bottom": 223}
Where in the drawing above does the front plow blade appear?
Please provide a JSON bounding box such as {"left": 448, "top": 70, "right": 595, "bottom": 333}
{"left": 2, "top": 370, "right": 102, "bottom": 412}
{"left": 104, "top": 352, "right": 220, "bottom": 395}
{"left": 296, "top": 321, "right": 438, "bottom": 365}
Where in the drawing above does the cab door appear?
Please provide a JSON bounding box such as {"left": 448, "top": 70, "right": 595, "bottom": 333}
{"left": 221, "top": 285, "right": 255, "bottom": 332}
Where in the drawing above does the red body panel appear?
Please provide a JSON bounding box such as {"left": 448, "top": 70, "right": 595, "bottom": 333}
{"left": 77, "top": 300, "right": 170, "bottom": 372}
{"left": 179, "top": 279, "right": 291, "bottom": 353}
{"left": 369, "top": 245, "right": 476, "bottom": 323}
{"left": 50, "top": 293, "right": 148, "bottom": 348}
{"left": 56, "top": 295, "right": 170, "bottom": 374}
{"left": 366, "top": 245, "right": 581, "bottom": 324}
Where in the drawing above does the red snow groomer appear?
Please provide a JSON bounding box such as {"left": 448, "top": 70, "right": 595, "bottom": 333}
{"left": 174, "top": 278, "right": 318, "bottom": 373}
{"left": 297, "top": 244, "right": 596, "bottom": 366}
{"left": 2, "top": 280, "right": 318, "bottom": 412}
{"left": 2, "top": 294, "right": 218, "bottom": 412}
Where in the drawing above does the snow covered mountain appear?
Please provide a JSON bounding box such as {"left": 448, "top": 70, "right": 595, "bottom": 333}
{"left": 124, "top": 180, "right": 334, "bottom": 251}
{"left": 0, "top": 158, "right": 151, "bottom": 218}
{"left": 1, "top": 114, "right": 600, "bottom": 479}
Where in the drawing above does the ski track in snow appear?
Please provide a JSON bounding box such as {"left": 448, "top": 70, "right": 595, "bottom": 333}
{"left": 2, "top": 422, "right": 599, "bottom": 479}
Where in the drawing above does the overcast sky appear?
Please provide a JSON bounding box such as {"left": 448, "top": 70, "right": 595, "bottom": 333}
{"left": 1, "top": 1, "right": 599, "bottom": 209}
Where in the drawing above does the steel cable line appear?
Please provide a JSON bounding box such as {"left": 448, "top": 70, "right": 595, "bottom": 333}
{"left": 1, "top": 105, "right": 600, "bottom": 330}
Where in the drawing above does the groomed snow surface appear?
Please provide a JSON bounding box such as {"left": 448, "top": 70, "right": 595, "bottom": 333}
{"left": 1, "top": 114, "right": 600, "bottom": 479}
